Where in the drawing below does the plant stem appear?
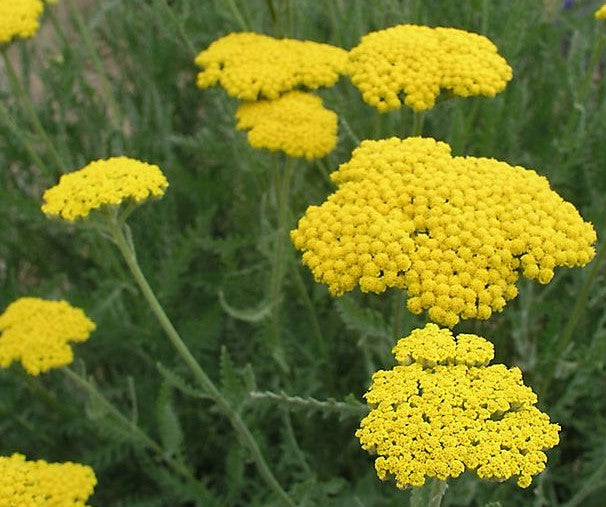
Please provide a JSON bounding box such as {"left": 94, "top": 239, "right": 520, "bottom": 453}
{"left": 411, "top": 111, "right": 425, "bottom": 137}
{"left": 108, "top": 221, "right": 294, "bottom": 506}
{"left": 410, "top": 478, "right": 448, "bottom": 507}
{"left": 392, "top": 288, "right": 406, "bottom": 341}
{"left": 1, "top": 50, "right": 67, "bottom": 174}
{"left": 63, "top": 366, "right": 206, "bottom": 495}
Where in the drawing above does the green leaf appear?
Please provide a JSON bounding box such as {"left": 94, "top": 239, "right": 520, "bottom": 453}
{"left": 218, "top": 290, "right": 274, "bottom": 323}
{"left": 155, "top": 382, "right": 184, "bottom": 459}
{"left": 335, "top": 296, "right": 390, "bottom": 338}
{"left": 156, "top": 362, "right": 211, "bottom": 400}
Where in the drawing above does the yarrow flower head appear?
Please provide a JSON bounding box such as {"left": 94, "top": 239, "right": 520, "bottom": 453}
{"left": 348, "top": 24, "right": 513, "bottom": 112}
{"left": 236, "top": 91, "right": 338, "bottom": 159}
{"left": 0, "top": 453, "right": 96, "bottom": 506}
{"left": 41, "top": 156, "right": 169, "bottom": 221}
{"left": 291, "top": 137, "right": 596, "bottom": 327}
{"left": 356, "top": 323, "right": 560, "bottom": 489}
{"left": 595, "top": 4, "right": 606, "bottom": 19}
{"left": 195, "top": 32, "right": 349, "bottom": 100}
{"left": 0, "top": 297, "right": 95, "bottom": 375}
{"left": 0, "top": 0, "right": 48, "bottom": 44}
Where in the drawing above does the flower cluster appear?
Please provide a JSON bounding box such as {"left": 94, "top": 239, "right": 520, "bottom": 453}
{"left": 0, "top": 297, "right": 95, "bottom": 375}
{"left": 195, "top": 32, "right": 349, "bottom": 100}
{"left": 356, "top": 324, "right": 560, "bottom": 489}
{"left": 348, "top": 24, "right": 513, "bottom": 111}
{"left": 596, "top": 4, "right": 606, "bottom": 19}
{"left": 236, "top": 91, "right": 338, "bottom": 160}
{"left": 41, "top": 156, "right": 169, "bottom": 221}
{"left": 291, "top": 136, "right": 596, "bottom": 327}
{"left": 0, "top": 453, "right": 96, "bottom": 506}
{"left": 0, "top": 0, "right": 46, "bottom": 44}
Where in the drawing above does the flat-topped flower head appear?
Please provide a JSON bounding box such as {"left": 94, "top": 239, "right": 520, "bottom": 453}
{"left": 0, "top": 0, "right": 46, "bottom": 44}
{"left": 0, "top": 453, "right": 96, "bottom": 506}
{"left": 291, "top": 137, "right": 596, "bottom": 327}
{"left": 0, "top": 297, "right": 95, "bottom": 375}
{"left": 236, "top": 91, "right": 338, "bottom": 159}
{"left": 195, "top": 32, "right": 349, "bottom": 100}
{"left": 41, "top": 156, "right": 169, "bottom": 221}
{"left": 348, "top": 24, "right": 512, "bottom": 112}
{"left": 595, "top": 4, "right": 606, "bottom": 19}
{"left": 356, "top": 323, "right": 560, "bottom": 489}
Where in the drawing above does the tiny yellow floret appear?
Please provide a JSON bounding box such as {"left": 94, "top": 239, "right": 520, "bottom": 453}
{"left": 356, "top": 323, "right": 560, "bottom": 489}
{"left": 41, "top": 156, "right": 169, "bottom": 221}
{"left": 0, "top": 453, "right": 96, "bottom": 506}
{"left": 0, "top": 297, "right": 95, "bottom": 375}
{"left": 348, "top": 24, "right": 513, "bottom": 112}
{"left": 0, "top": 0, "right": 49, "bottom": 44}
{"left": 290, "top": 137, "right": 597, "bottom": 327}
{"left": 595, "top": 4, "right": 606, "bottom": 19}
{"left": 195, "top": 32, "right": 349, "bottom": 100}
{"left": 236, "top": 91, "right": 338, "bottom": 159}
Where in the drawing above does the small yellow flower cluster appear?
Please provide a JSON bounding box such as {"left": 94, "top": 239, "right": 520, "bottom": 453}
{"left": 41, "top": 156, "right": 169, "bottom": 221}
{"left": 236, "top": 91, "right": 338, "bottom": 160}
{"left": 356, "top": 324, "right": 560, "bottom": 489}
{"left": 0, "top": 0, "right": 45, "bottom": 44}
{"left": 291, "top": 137, "right": 596, "bottom": 327}
{"left": 195, "top": 32, "right": 349, "bottom": 100}
{"left": 0, "top": 453, "right": 96, "bottom": 506}
{"left": 348, "top": 24, "right": 513, "bottom": 111}
{"left": 595, "top": 4, "right": 606, "bottom": 19}
{"left": 0, "top": 297, "right": 95, "bottom": 375}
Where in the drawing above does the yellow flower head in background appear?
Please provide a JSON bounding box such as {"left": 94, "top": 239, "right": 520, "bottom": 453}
{"left": 195, "top": 32, "right": 349, "bottom": 100}
{"left": 291, "top": 137, "right": 596, "bottom": 327}
{"left": 41, "top": 156, "right": 169, "bottom": 221}
{"left": 348, "top": 24, "right": 513, "bottom": 112}
{"left": 595, "top": 4, "right": 606, "bottom": 19}
{"left": 0, "top": 297, "right": 95, "bottom": 375}
{"left": 236, "top": 91, "right": 338, "bottom": 159}
{"left": 0, "top": 0, "right": 46, "bottom": 44}
{"left": 0, "top": 453, "right": 96, "bottom": 506}
{"left": 356, "top": 323, "right": 560, "bottom": 489}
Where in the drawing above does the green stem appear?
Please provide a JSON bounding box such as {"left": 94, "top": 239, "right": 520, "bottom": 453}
{"left": 392, "top": 288, "right": 406, "bottom": 341}
{"left": 63, "top": 366, "right": 205, "bottom": 495}
{"left": 410, "top": 478, "right": 448, "bottom": 507}
{"left": 158, "top": 0, "right": 198, "bottom": 58}
{"left": 65, "top": 0, "right": 125, "bottom": 138}
{"left": 1, "top": 50, "right": 67, "bottom": 173}
{"left": 411, "top": 111, "right": 425, "bottom": 137}
{"left": 541, "top": 237, "right": 606, "bottom": 395}
{"left": 108, "top": 222, "right": 294, "bottom": 506}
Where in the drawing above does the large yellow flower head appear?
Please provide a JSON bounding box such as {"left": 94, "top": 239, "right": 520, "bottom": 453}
{"left": 291, "top": 137, "right": 596, "bottom": 327}
{"left": 595, "top": 4, "right": 606, "bottom": 19}
{"left": 356, "top": 324, "right": 560, "bottom": 489}
{"left": 348, "top": 24, "right": 513, "bottom": 112}
{"left": 0, "top": 0, "right": 46, "bottom": 44}
{"left": 41, "top": 156, "right": 169, "bottom": 222}
{"left": 0, "top": 453, "right": 96, "bottom": 506}
{"left": 195, "top": 32, "right": 349, "bottom": 100}
{"left": 236, "top": 91, "right": 338, "bottom": 159}
{"left": 0, "top": 297, "right": 95, "bottom": 375}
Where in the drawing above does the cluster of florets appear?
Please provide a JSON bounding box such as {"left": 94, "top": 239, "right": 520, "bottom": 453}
{"left": 0, "top": 297, "right": 95, "bottom": 375}
{"left": 291, "top": 136, "right": 596, "bottom": 327}
{"left": 41, "top": 156, "right": 169, "bottom": 221}
{"left": 596, "top": 4, "right": 606, "bottom": 19}
{"left": 195, "top": 32, "right": 349, "bottom": 100}
{"left": 356, "top": 324, "right": 560, "bottom": 489}
{"left": 236, "top": 91, "right": 338, "bottom": 160}
{"left": 348, "top": 24, "right": 513, "bottom": 111}
{"left": 0, "top": 0, "right": 46, "bottom": 44}
{"left": 0, "top": 453, "right": 96, "bottom": 506}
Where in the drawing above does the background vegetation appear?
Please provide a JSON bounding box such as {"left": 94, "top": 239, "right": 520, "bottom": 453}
{"left": 1, "top": 0, "right": 605, "bottom": 505}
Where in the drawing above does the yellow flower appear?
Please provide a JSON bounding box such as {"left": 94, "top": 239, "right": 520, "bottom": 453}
{"left": 356, "top": 323, "right": 560, "bottom": 489}
{"left": 291, "top": 137, "right": 596, "bottom": 327}
{"left": 236, "top": 91, "right": 338, "bottom": 159}
{"left": 41, "top": 156, "right": 169, "bottom": 221}
{"left": 0, "top": 453, "right": 96, "bottom": 506}
{"left": 348, "top": 24, "right": 513, "bottom": 112}
{"left": 195, "top": 32, "right": 349, "bottom": 100}
{"left": 0, "top": 0, "right": 46, "bottom": 44}
{"left": 595, "top": 4, "right": 606, "bottom": 19}
{"left": 0, "top": 297, "right": 95, "bottom": 375}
